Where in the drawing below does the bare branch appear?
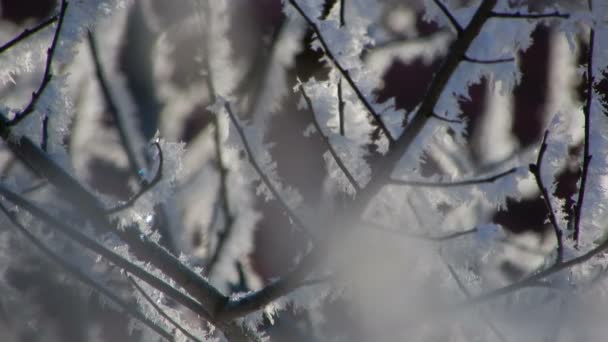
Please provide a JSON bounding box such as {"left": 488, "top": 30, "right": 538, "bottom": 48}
{"left": 107, "top": 142, "right": 163, "bottom": 214}
{"left": 432, "top": 0, "right": 464, "bottom": 34}
{"left": 573, "top": 16, "right": 594, "bottom": 245}
{"left": 529, "top": 130, "right": 563, "bottom": 261}
{"left": 287, "top": 0, "right": 396, "bottom": 145}
{"left": 0, "top": 15, "right": 58, "bottom": 54}
{"left": 390, "top": 167, "right": 517, "bottom": 187}
{"left": 299, "top": 86, "right": 361, "bottom": 192}
{"left": 338, "top": 78, "right": 345, "bottom": 136}
{"left": 490, "top": 11, "right": 569, "bottom": 19}
{"left": 8, "top": 0, "right": 68, "bottom": 126}
{"left": 463, "top": 55, "right": 515, "bottom": 64}
{"left": 128, "top": 275, "right": 203, "bottom": 342}
{"left": 430, "top": 112, "right": 464, "bottom": 123}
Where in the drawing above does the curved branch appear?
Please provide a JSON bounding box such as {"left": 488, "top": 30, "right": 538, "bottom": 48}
{"left": 107, "top": 142, "right": 163, "bottom": 214}
{"left": 299, "top": 86, "right": 361, "bottom": 192}
{"left": 390, "top": 167, "right": 517, "bottom": 187}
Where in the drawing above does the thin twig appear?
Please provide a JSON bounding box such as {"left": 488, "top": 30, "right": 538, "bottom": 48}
{"left": 338, "top": 78, "right": 345, "bottom": 136}
{"left": 463, "top": 55, "right": 515, "bottom": 64}
{"left": 364, "top": 220, "right": 477, "bottom": 241}
{"left": 87, "top": 29, "right": 142, "bottom": 177}
{"left": 441, "top": 255, "right": 508, "bottom": 342}
{"left": 8, "top": 0, "right": 68, "bottom": 126}
{"left": 430, "top": 112, "right": 463, "bottom": 123}
{"left": 0, "top": 203, "right": 174, "bottom": 341}
{"left": 127, "top": 275, "right": 203, "bottom": 342}
{"left": 490, "top": 11, "right": 569, "bottom": 19}
{"left": 41, "top": 115, "right": 49, "bottom": 151}
{"left": 432, "top": 0, "right": 463, "bottom": 34}
{"left": 529, "top": 130, "right": 563, "bottom": 261}
{"left": 0, "top": 15, "right": 58, "bottom": 54}
{"left": 288, "top": 0, "right": 395, "bottom": 145}
{"left": 390, "top": 167, "right": 517, "bottom": 187}
{"left": 573, "top": 8, "right": 594, "bottom": 245}
{"left": 339, "top": 0, "right": 345, "bottom": 27}
{"left": 223, "top": 101, "right": 314, "bottom": 240}
{"left": 107, "top": 142, "right": 163, "bottom": 214}
{"left": 299, "top": 86, "right": 361, "bottom": 192}
{"left": 205, "top": 115, "right": 235, "bottom": 276}
{"left": 467, "top": 231, "right": 608, "bottom": 305}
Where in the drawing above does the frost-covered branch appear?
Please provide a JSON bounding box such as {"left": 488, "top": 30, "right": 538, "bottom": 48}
{"left": 0, "top": 15, "right": 58, "bottom": 54}
{"left": 0, "top": 185, "right": 215, "bottom": 323}
{"left": 529, "top": 130, "right": 563, "bottom": 261}
{"left": 353, "top": 0, "right": 498, "bottom": 214}
{"left": 287, "top": 0, "right": 396, "bottom": 144}
{"left": 299, "top": 86, "right": 361, "bottom": 192}
{"left": 223, "top": 101, "right": 314, "bottom": 240}
{"left": 205, "top": 115, "right": 236, "bottom": 276}
{"left": 7, "top": 0, "right": 68, "bottom": 126}
{"left": 127, "top": 275, "right": 203, "bottom": 342}
{"left": 573, "top": 13, "right": 595, "bottom": 244}
{"left": 389, "top": 167, "right": 517, "bottom": 187}
{"left": 107, "top": 142, "right": 163, "bottom": 214}
{"left": 0, "top": 203, "right": 173, "bottom": 341}
{"left": 87, "top": 29, "right": 142, "bottom": 177}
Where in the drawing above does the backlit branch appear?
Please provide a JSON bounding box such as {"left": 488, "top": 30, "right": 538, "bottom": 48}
{"left": 288, "top": 0, "right": 396, "bottom": 145}
{"left": 529, "top": 130, "right": 563, "bottom": 261}
{"left": 8, "top": 0, "right": 68, "bottom": 126}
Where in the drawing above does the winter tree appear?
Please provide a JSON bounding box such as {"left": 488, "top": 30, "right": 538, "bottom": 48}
{"left": 0, "top": 0, "right": 607, "bottom": 340}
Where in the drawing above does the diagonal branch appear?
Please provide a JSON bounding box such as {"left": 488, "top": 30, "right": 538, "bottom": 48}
{"left": 223, "top": 101, "right": 315, "bottom": 240}
{"left": 8, "top": 0, "right": 68, "bottom": 126}
{"left": 287, "top": 0, "right": 395, "bottom": 145}
{"left": 0, "top": 185, "right": 215, "bottom": 323}
{"left": 573, "top": 12, "right": 594, "bottom": 245}
{"left": 529, "top": 130, "right": 563, "bottom": 261}
{"left": 87, "top": 29, "right": 142, "bottom": 177}
{"left": 299, "top": 86, "right": 361, "bottom": 192}
{"left": 463, "top": 55, "right": 515, "bottom": 64}
{"left": 0, "top": 15, "right": 58, "bottom": 54}
{"left": 432, "top": 0, "right": 463, "bottom": 34}
{"left": 127, "top": 275, "right": 203, "bottom": 342}
{"left": 389, "top": 167, "right": 517, "bottom": 187}
{"left": 0, "top": 203, "right": 174, "bottom": 341}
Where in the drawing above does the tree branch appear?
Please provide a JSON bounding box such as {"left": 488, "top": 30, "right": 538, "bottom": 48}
{"left": 0, "top": 15, "right": 58, "bottom": 54}
{"left": 390, "top": 167, "right": 517, "bottom": 187}
{"left": 223, "top": 101, "right": 315, "bottom": 241}
{"left": 107, "top": 142, "right": 163, "bottom": 214}
{"left": 8, "top": 0, "right": 68, "bottom": 126}
{"left": 463, "top": 55, "right": 515, "bottom": 64}
{"left": 432, "top": 0, "right": 463, "bottom": 34}
{"left": 490, "top": 11, "right": 569, "bottom": 19}
{"left": 87, "top": 29, "right": 142, "bottom": 177}
{"left": 299, "top": 86, "right": 361, "bottom": 192}
{"left": 573, "top": 16, "right": 594, "bottom": 245}
{"left": 287, "top": 0, "right": 395, "bottom": 145}
{"left": 0, "top": 203, "right": 174, "bottom": 341}
{"left": 529, "top": 130, "right": 563, "bottom": 261}
{"left": 127, "top": 275, "right": 203, "bottom": 342}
